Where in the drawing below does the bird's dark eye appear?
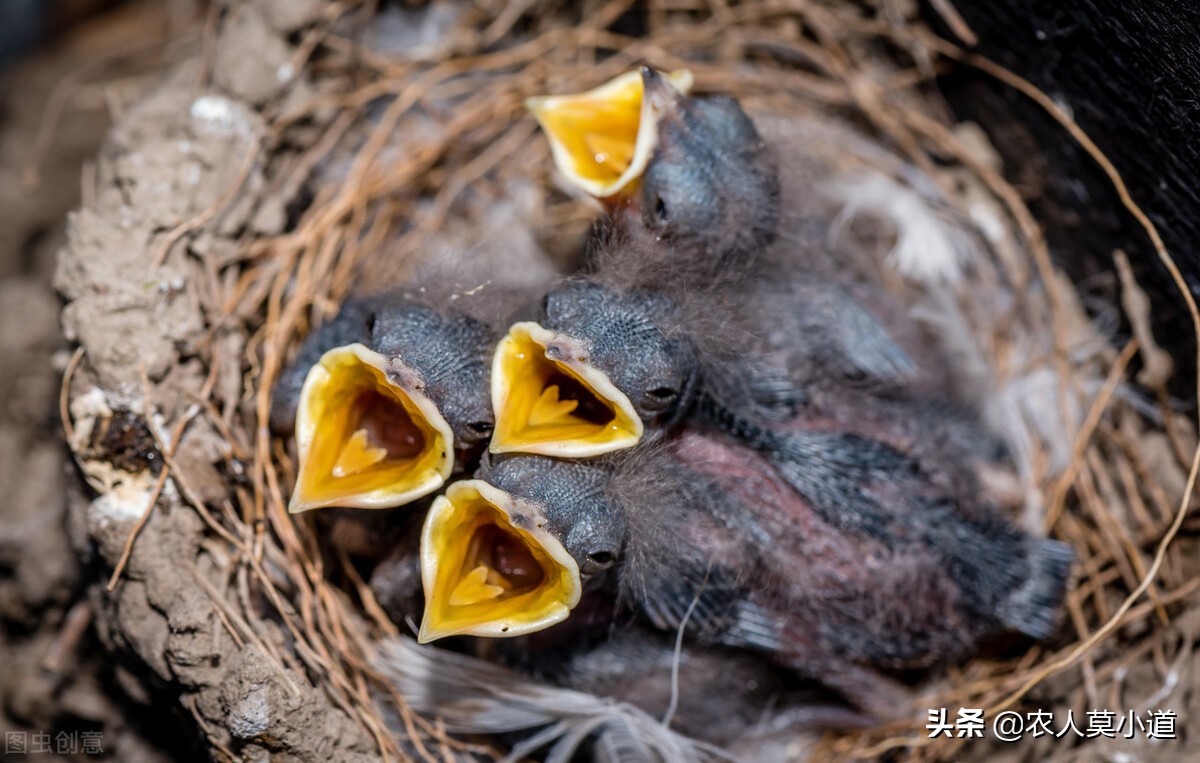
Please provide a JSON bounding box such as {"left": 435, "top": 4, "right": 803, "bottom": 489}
{"left": 640, "top": 386, "right": 678, "bottom": 414}
{"left": 587, "top": 551, "right": 616, "bottom": 569}
{"left": 465, "top": 421, "right": 493, "bottom": 437}
{"left": 654, "top": 195, "right": 668, "bottom": 222}
{"left": 647, "top": 386, "right": 677, "bottom": 401}
{"left": 843, "top": 368, "right": 869, "bottom": 387}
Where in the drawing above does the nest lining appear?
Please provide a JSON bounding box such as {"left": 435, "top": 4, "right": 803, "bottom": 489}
{"left": 54, "top": 0, "right": 1200, "bottom": 761}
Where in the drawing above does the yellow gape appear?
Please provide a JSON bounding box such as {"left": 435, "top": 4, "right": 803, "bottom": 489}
{"left": 526, "top": 68, "right": 693, "bottom": 199}
{"left": 489, "top": 322, "right": 643, "bottom": 458}
{"left": 289, "top": 344, "right": 454, "bottom": 513}
{"left": 418, "top": 481, "right": 582, "bottom": 642}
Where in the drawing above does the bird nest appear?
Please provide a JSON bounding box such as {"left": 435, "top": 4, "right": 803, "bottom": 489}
{"left": 56, "top": 0, "right": 1200, "bottom": 760}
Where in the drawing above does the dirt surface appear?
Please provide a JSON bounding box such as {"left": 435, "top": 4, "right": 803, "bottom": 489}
{"left": 0, "top": 3, "right": 216, "bottom": 761}
{"left": 1, "top": 2, "right": 507, "bottom": 759}
{"left": 45, "top": 1, "right": 388, "bottom": 759}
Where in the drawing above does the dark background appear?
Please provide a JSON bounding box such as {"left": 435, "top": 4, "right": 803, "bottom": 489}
{"left": 930, "top": 0, "right": 1200, "bottom": 392}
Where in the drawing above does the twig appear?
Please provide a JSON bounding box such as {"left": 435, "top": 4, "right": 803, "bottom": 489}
{"left": 106, "top": 465, "right": 172, "bottom": 591}
{"left": 1044, "top": 340, "right": 1139, "bottom": 529}
{"left": 337, "top": 548, "right": 400, "bottom": 637}
{"left": 41, "top": 599, "right": 93, "bottom": 673}
{"left": 106, "top": 369, "right": 200, "bottom": 591}
{"left": 192, "top": 567, "right": 300, "bottom": 697}
{"left": 1114, "top": 249, "right": 1174, "bottom": 389}
{"left": 59, "top": 346, "right": 85, "bottom": 446}
{"left": 152, "top": 138, "right": 261, "bottom": 268}
{"left": 928, "top": 0, "right": 977, "bottom": 46}
{"left": 189, "top": 694, "right": 239, "bottom": 762}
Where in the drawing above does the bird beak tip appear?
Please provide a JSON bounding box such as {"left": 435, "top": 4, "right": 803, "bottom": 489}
{"left": 414, "top": 618, "right": 442, "bottom": 644}
{"left": 524, "top": 95, "right": 548, "bottom": 118}
{"left": 640, "top": 66, "right": 689, "bottom": 116}
{"left": 287, "top": 497, "right": 313, "bottom": 514}
{"left": 639, "top": 65, "right": 663, "bottom": 90}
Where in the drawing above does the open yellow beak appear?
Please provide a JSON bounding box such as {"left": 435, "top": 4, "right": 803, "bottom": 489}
{"left": 289, "top": 344, "right": 454, "bottom": 513}
{"left": 489, "top": 322, "right": 643, "bottom": 458}
{"left": 418, "top": 480, "right": 582, "bottom": 642}
{"left": 526, "top": 68, "right": 693, "bottom": 199}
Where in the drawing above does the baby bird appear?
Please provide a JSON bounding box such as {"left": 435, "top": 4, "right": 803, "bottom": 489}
{"left": 415, "top": 454, "right": 624, "bottom": 643}
{"left": 487, "top": 275, "right": 933, "bottom": 459}
{"left": 531, "top": 66, "right": 957, "bottom": 399}
{"left": 489, "top": 281, "right": 698, "bottom": 457}
{"left": 441, "top": 444, "right": 1071, "bottom": 719}
{"left": 529, "top": 66, "right": 780, "bottom": 275}
{"left": 489, "top": 281, "right": 1062, "bottom": 642}
{"left": 618, "top": 67, "right": 780, "bottom": 272}
{"left": 515, "top": 69, "right": 953, "bottom": 461}
{"left": 271, "top": 294, "right": 495, "bottom": 512}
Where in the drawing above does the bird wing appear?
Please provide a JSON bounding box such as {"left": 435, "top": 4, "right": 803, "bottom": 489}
{"left": 805, "top": 284, "right": 917, "bottom": 384}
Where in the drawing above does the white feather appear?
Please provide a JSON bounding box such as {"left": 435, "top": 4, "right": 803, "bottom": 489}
{"left": 826, "top": 173, "right": 968, "bottom": 283}
{"left": 373, "top": 637, "right": 736, "bottom": 763}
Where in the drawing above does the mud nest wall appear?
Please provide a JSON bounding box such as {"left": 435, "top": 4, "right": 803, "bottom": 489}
{"left": 43, "top": 0, "right": 1200, "bottom": 761}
